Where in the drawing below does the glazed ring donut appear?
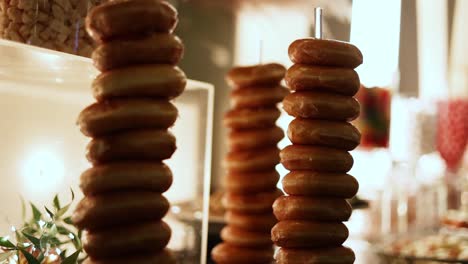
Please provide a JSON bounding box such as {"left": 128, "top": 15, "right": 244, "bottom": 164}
{"left": 93, "top": 34, "right": 184, "bottom": 71}
{"left": 224, "top": 108, "right": 281, "bottom": 130}
{"left": 92, "top": 65, "right": 186, "bottom": 101}
{"left": 211, "top": 243, "right": 273, "bottom": 264}
{"left": 288, "top": 38, "right": 363, "bottom": 68}
{"left": 280, "top": 145, "right": 353, "bottom": 173}
{"left": 271, "top": 221, "right": 349, "bottom": 248}
{"left": 86, "top": 0, "right": 178, "bottom": 42}
{"left": 288, "top": 119, "right": 361, "bottom": 151}
{"left": 225, "top": 211, "right": 277, "bottom": 232}
{"left": 83, "top": 221, "right": 171, "bottom": 259}
{"left": 78, "top": 99, "right": 178, "bottom": 137}
{"left": 275, "top": 247, "right": 355, "bottom": 264}
{"left": 86, "top": 130, "right": 176, "bottom": 164}
{"left": 73, "top": 192, "right": 169, "bottom": 230}
{"left": 273, "top": 196, "right": 352, "bottom": 222}
{"left": 283, "top": 91, "right": 360, "bottom": 121}
{"left": 80, "top": 162, "right": 173, "bottom": 196}
{"left": 282, "top": 171, "right": 358, "bottom": 198}
{"left": 223, "top": 190, "right": 282, "bottom": 213}
{"left": 225, "top": 170, "right": 279, "bottom": 194}
{"left": 228, "top": 126, "right": 284, "bottom": 151}
{"left": 221, "top": 226, "right": 272, "bottom": 248}
{"left": 285, "top": 64, "right": 360, "bottom": 96}
{"left": 224, "top": 147, "right": 280, "bottom": 172}
{"left": 84, "top": 250, "right": 177, "bottom": 264}
{"left": 226, "top": 63, "right": 286, "bottom": 88}
{"left": 230, "top": 85, "right": 289, "bottom": 108}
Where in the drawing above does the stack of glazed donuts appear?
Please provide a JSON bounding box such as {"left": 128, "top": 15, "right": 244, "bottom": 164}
{"left": 72, "top": 0, "right": 185, "bottom": 263}
{"left": 271, "top": 39, "right": 363, "bottom": 263}
{"left": 212, "top": 63, "right": 288, "bottom": 264}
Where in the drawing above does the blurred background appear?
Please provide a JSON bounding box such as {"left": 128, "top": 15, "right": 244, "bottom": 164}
{"left": 172, "top": 0, "right": 468, "bottom": 262}
{"left": 0, "top": 0, "right": 467, "bottom": 263}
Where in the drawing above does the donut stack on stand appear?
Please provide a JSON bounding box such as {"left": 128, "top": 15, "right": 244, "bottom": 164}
{"left": 72, "top": 1, "right": 186, "bottom": 263}
{"left": 211, "top": 63, "right": 288, "bottom": 264}
{"left": 271, "top": 39, "right": 363, "bottom": 263}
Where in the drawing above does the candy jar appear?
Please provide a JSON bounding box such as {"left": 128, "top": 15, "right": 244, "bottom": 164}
{"left": 436, "top": 98, "right": 468, "bottom": 209}
{"left": 380, "top": 161, "right": 419, "bottom": 235}
{"left": 354, "top": 85, "right": 391, "bottom": 149}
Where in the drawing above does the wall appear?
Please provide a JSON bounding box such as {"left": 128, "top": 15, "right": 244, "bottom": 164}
{"left": 176, "top": 2, "right": 236, "bottom": 190}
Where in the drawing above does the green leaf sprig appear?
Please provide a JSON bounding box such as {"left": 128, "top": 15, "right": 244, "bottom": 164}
{"left": 0, "top": 190, "right": 85, "bottom": 264}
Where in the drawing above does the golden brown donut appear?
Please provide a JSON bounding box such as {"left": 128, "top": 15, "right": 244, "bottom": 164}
{"left": 280, "top": 145, "right": 353, "bottom": 172}
{"left": 93, "top": 33, "right": 184, "bottom": 71}
{"left": 92, "top": 65, "right": 186, "bottom": 101}
{"left": 221, "top": 226, "right": 273, "bottom": 248}
{"left": 226, "top": 63, "right": 286, "bottom": 88}
{"left": 225, "top": 211, "right": 277, "bottom": 232}
{"left": 282, "top": 171, "right": 358, "bottom": 198}
{"left": 211, "top": 243, "right": 273, "bottom": 264}
{"left": 224, "top": 147, "right": 280, "bottom": 172}
{"left": 86, "top": 129, "right": 176, "bottom": 164}
{"left": 283, "top": 91, "right": 360, "bottom": 121}
{"left": 288, "top": 119, "right": 360, "bottom": 150}
{"left": 228, "top": 126, "right": 284, "bottom": 151}
{"left": 223, "top": 190, "right": 282, "bottom": 214}
{"left": 73, "top": 192, "right": 169, "bottom": 230}
{"left": 285, "top": 64, "right": 360, "bottom": 96}
{"left": 275, "top": 247, "right": 355, "bottom": 264}
{"left": 230, "top": 85, "right": 289, "bottom": 108}
{"left": 78, "top": 99, "right": 178, "bottom": 137}
{"left": 80, "top": 162, "right": 173, "bottom": 196}
{"left": 83, "top": 221, "right": 171, "bottom": 258}
{"left": 225, "top": 170, "right": 280, "bottom": 194}
{"left": 224, "top": 108, "right": 281, "bottom": 130}
{"left": 86, "top": 0, "right": 178, "bottom": 42}
{"left": 288, "top": 38, "right": 363, "bottom": 68}
{"left": 271, "top": 221, "right": 349, "bottom": 248}
{"left": 84, "top": 249, "right": 177, "bottom": 264}
{"left": 273, "top": 196, "right": 352, "bottom": 222}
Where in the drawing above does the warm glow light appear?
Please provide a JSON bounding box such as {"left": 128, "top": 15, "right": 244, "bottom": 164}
{"left": 389, "top": 96, "right": 423, "bottom": 162}
{"left": 416, "top": 153, "right": 446, "bottom": 183}
{"left": 350, "top": 0, "right": 401, "bottom": 88}
{"left": 349, "top": 149, "right": 392, "bottom": 199}
{"left": 448, "top": 0, "right": 468, "bottom": 97}
{"left": 235, "top": 5, "right": 309, "bottom": 66}
{"left": 20, "top": 147, "right": 65, "bottom": 200}
{"left": 165, "top": 102, "right": 200, "bottom": 203}
{"left": 416, "top": 0, "right": 448, "bottom": 99}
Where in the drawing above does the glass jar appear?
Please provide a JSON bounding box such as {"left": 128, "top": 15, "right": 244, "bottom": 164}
{"left": 380, "top": 161, "right": 419, "bottom": 235}
{"left": 0, "top": 0, "right": 105, "bottom": 57}
{"left": 415, "top": 153, "right": 448, "bottom": 231}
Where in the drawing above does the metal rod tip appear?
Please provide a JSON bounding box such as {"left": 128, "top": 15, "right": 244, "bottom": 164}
{"left": 314, "top": 7, "right": 323, "bottom": 39}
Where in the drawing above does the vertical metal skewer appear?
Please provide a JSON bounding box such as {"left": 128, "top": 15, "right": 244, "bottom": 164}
{"left": 314, "top": 7, "right": 323, "bottom": 39}
{"left": 259, "top": 39, "right": 264, "bottom": 64}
